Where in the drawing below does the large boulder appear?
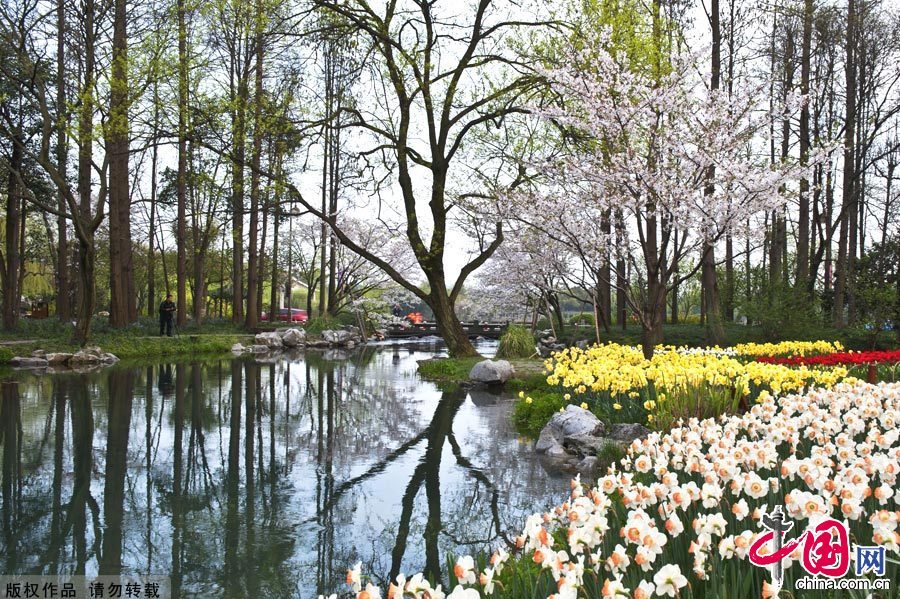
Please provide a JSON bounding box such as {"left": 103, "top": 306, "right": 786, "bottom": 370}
{"left": 255, "top": 331, "right": 283, "bottom": 349}
{"left": 281, "top": 328, "right": 306, "bottom": 347}
{"left": 69, "top": 346, "right": 104, "bottom": 364}
{"left": 10, "top": 356, "right": 49, "bottom": 368}
{"left": 251, "top": 344, "right": 270, "bottom": 353}
{"left": 322, "top": 329, "right": 354, "bottom": 345}
{"left": 607, "top": 423, "right": 652, "bottom": 445}
{"left": 535, "top": 405, "right": 604, "bottom": 455}
{"left": 468, "top": 359, "right": 515, "bottom": 384}
{"left": 46, "top": 352, "right": 73, "bottom": 365}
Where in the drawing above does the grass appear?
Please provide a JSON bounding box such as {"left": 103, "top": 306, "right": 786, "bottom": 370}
{"left": 0, "top": 317, "right": 253, "bottom": 363}
{"left": 496, "top": 325, "right": 537, "bottom": 359}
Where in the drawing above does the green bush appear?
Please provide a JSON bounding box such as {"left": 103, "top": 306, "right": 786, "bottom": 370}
{"left": 0, "top": 347, "right": 14, "bottom": 363}
{"left": 496, "top": 325, "right": 536, "bottom": 359}
{"left": 568, "top": 313, "right": 595, "bottom": 326}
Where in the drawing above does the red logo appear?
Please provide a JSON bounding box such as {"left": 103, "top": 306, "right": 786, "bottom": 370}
{"left": 749, "top": 509, "right": 850, "bottom": 582}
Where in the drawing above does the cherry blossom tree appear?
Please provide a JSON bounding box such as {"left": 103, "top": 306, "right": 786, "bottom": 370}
{"left": 512, "top": 35, "right": 828, "bottom": 358}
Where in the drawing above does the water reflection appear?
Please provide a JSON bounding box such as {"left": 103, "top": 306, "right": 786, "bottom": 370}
{"left": 0, "top": 345, "right": 564, "bottom": 597}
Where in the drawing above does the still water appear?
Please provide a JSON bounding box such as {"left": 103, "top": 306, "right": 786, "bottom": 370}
{"left": 0, "top": 342, "right": 566, "bottom": 597}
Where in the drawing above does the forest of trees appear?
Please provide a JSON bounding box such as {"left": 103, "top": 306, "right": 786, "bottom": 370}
{"left": 0, "top": 0, "right": 898, "bottom": 356}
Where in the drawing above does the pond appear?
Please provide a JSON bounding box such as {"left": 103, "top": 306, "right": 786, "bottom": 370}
{"left": 0, "top": 342, "right": 567, "bottom": 597}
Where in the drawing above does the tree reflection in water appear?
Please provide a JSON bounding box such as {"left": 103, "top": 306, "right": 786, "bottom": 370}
{"left": 0, "top": 345, "right": 562, "bottom": 597}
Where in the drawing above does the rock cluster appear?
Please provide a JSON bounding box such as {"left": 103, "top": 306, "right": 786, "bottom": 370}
{"left": 10, "top": 347, "right": 118, "bottom": 369}
{"left": 468, "top": 359, "right": 515, "bottom": 384}
{"left": 535, "top": 405, "right": 650, "bottom": 474}
{"left": 231, "top": 327, "right": 364, "bottom": 354}
{"left": 537, "top": 334, "right": 567, "bottom": 357}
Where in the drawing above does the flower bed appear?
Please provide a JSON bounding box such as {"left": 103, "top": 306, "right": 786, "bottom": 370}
{"left": 534, "top": 343, "right": 850, "bottom": 429}
{"left": 330, "top": 381, "right": 899, "bottom": 598}
{"left": 756, "top": 349, "right": 900, "bottom": 367}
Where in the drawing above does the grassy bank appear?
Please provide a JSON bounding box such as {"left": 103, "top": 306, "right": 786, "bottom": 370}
{"left": 0, "top": 317, "right": 254, "bottom": 363}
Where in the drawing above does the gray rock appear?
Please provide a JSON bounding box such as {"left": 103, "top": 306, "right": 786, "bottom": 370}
{"left": 345, "top": 340, "right": 355, "bottom": 349}
{"left": 69, "top": 350, "right": 99, "bottom": 364}
{"left": 100, "top": 353, "right": 119, "bottom": 364}
{"left": 575, "top": 340, "right": 589, "bottom": 350}
{"left": 607, "top": 423, "right": 651, "bottom": 444}
{"left": 31, "top": 349, "right": 47, "bottom": 358}
{"left": 541, "top": 336, "right": 557, "bottom": 345}
{"left": 255, "top": 331, "right": 283, "bottom": 349}
{"left": 10, "top": 356, "right": 49, "bottom": 368}
{"left": 468, "top": 359, "right": 515, "bottom": 384}
{"left": 251, "top": 344, "right": 269, "bottom": 353}
{"left": 281, "top": 328, "right": 306, "bottom": 347}
{"left": 576, "top": 456, "right": 600, "bottom": 474}
{"left": 46, "top": 352, "right": 73, "bottom": 365}
{"left": 322, "top": 329, "right": 354, "bottom": 345}
{"left": 563, "top": 433, "right": 614, "bottom": 457}
{"left": 536, "top": 428, "right": 566, "bottom": 455}
{"left": 535, "top": 405, "right": 605, "bottom": 456}
{"left": 231, "top": 343, "right": 245, "bottom": 353}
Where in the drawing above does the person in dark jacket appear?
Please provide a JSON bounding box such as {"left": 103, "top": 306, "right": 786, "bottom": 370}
{"left": 159, "top": 294, "right": 176, "bottom": 336}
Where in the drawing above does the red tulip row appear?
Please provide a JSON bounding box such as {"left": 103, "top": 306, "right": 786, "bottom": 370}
{"left": 756, "top": 349, "right": 900, "bottom": 366}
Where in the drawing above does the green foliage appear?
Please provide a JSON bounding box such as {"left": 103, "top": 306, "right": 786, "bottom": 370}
{"left": 0, "top": 347, "right": 14, "bottom": 363}
{"left": 568, "top": 312, "right": 595, "bottom": 326}
{"left": 496, "top": 325, "right": 536, "bottom": 359}
{"left": 513, "top": 389, "right": 567, "bottom": 438}
{"left": 416, "top": 357, "right": 483, "bottom": 383}
{"left": 303, "top": 316, "right": 333, "bottom": 335}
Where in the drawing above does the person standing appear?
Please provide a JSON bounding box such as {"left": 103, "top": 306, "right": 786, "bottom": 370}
{"left": 159, "top": 293, "right": 176, "bottom": 336}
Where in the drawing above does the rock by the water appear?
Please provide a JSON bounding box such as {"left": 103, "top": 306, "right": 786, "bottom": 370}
{"left": 46, "top": 352, "right": 73, "bottom": 365}
{"left": 468, "top": 359, "right": 515, "bottom": 384}
{"left": 535, "top": 405, "right": 605, "bottom": 456}
{"left": 345, "top": 340, "right": 355, "bottom": 349}
{"left": 281, "top": 328, "right": 306, "bottom": 347}
{"left": 231, "top": 343, "right": 245, "bottom": 353}
{"left": 576, "top": 456, "right": 600, "bottom": 474}
{"left": 31, "top": 349, "right": 47, "bottom": 358}
{"left": 10, "top": 356, "right": 49, "bottom": 368}
{"left": 563, "top": 433, "right": 614, "bottom": 457}
{"left": 251, "top": 344, "right": 269, "bottom": 353}
{"left": 607, "top": 423, "right": 651, "bottom": 444}
{"left": 322, "top": 329, "right": 354, "bottom": 345}
{"left": 255, "top": 331, "right": 283, "bottom": 348}
{"left": 69, "top": 349, "right": 101, "bottom": 364}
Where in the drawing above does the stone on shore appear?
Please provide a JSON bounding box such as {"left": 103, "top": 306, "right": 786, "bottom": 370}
{"left": 281, "top": 328, "right": 306, "bottom": 347}
{"left": 535, "top": 405, "right": 604, "bottom": 455}
{"left": 10, "top": 356, "right": 49, "bottom": 368}
{"left": 46, "top": 353, "right": 73, "bottom": 365}
{"left": 255, "top": 331, "right": 283, "bottom": 349}
{"left": 468, "top": 359, "right": 515, "bottom": 384}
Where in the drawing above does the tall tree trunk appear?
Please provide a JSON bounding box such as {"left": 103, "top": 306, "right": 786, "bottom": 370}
{"left": 268, "top": 153, "right": 282, "bottom": 316}
{"left": 148, "top": 79, "right": 159, "bottom": 317}
{"left": 702, "top": 0, "right": 725, "bottom": 345}
{"left": 245, "top": 13, "right": 264, "bottom": 330}
{"left": 599, "top": 210, "right": 611, "bottom": 331}
{"left": 74, "top": 0, "right": 96, "bottom": 345}
{"left": 3, "top": 128, "right": 22, "bottom": 330}
{"left": 616, "top": 210, "right": 627, "bottom": 329}
{"left": 796, "top": 0, "right": 813, "bottom": 290}
{"left": 56, "top": 0, "right": 70, "bottom": 322}
{"left": 231, "top": 73, "right": 247, "bottom": 323}
{"left": 176, "top": 0, "right": 188, "bottom": 326}
{"left": 834, "top": 0, "right": 857, "bottom": 328}
{"left": 108, "top": 0, "right": 135, "bottom": 327}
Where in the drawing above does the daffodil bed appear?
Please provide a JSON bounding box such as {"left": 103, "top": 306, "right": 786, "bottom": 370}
{"left": 518, "top": 341, "right": 854, "bottom": 432}
{"left": 328, "top": 381, "right": 899, "bottom": 599}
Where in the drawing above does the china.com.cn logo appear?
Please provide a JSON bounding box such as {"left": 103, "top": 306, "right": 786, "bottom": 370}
{"left": 748, "top": 506, "right": 889, "bottom": 593}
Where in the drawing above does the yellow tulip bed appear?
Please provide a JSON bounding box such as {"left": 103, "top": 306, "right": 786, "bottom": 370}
{"left": 530, "top": 342, "right": 852, "bottom": 430}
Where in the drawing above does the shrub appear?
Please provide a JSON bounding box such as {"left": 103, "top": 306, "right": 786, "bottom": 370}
{"left": 0, "top": 347, "right": 14, "bottom": 363}
{"left": 496, "top": 325, "right": 536, "bottom": 359}
{"left": 568, "top": 313, "right": 595, "bottom": 326}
